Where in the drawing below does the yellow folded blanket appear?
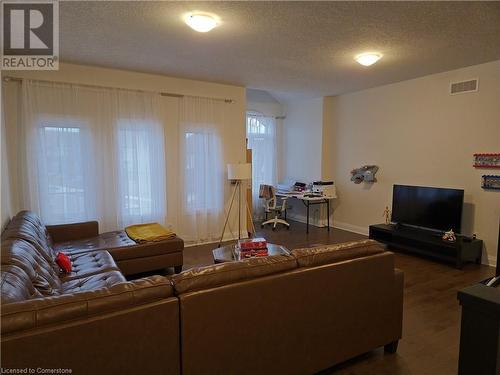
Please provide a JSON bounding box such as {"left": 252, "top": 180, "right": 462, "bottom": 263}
{"left": 125, "top": 223, "right": 176, "bottom": 244}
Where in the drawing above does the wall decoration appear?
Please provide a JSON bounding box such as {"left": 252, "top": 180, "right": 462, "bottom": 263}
{"left": 473, "top": 153, "right": 500, "bottom": 168}
{"left": 350, "top": 165, "right": 379, "bottom": 184}
{"left": 481, "top": 175, "right": 500, "bottom": 190}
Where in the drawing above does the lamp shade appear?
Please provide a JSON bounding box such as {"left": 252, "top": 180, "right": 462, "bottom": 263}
{"left": 227, "top": 163, "right": 251, "bottom": 180}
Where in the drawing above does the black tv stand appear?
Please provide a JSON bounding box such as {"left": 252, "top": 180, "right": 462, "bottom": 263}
{"left": 369, "top": 224, "right": 483, "bottom": 269}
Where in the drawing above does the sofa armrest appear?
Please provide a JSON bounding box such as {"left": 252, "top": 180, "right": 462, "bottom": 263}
{"left": 46, "top": 221, "right": 99, "bottom": 243}
{"left": 1, "top": 275, "right": 173, "bottom": 335}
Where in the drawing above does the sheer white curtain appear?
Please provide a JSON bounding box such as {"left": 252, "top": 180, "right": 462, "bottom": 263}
{"left": 1, "top": 85, "right": 12, "bottom": 225}
{"left": 178, "top": 97, "right": 225, "bottom": 243}
{"left": 22, "top": 81, "right": 101, "bottom": 225}
{"left": 20, "top": 80, "right": 166, "bottom": 230}
{"left": 114, "top": 90, "right": 166, "bottom": 228}
{"left": 246, "top": 113, "right": 277, "bottom": 219}
{"left": 36, "top": 119, "right": 95, "bottom": 224}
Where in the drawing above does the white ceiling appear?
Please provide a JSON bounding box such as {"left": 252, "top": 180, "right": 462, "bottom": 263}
{"left": 60, "top": 1, "right": 500, "bottom": 102}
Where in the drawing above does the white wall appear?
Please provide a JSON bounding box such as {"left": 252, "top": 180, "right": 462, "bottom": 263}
{"left": 1, "top": 63, "right": 247, "bottom": 241}
{"left": 283, "top": 97, "right": 324, "bottom": 182}
{"left": 281, "top": 97, "right": 328, "bottom": 225}
{"left": 327, "top": 60, "right": 500, "bottom": 265}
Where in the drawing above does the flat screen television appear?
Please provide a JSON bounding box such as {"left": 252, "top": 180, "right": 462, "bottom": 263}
{"left": 391, "top": 185, "right": 464, "bottom": 233}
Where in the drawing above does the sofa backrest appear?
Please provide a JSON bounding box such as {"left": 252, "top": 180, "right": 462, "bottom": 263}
{"left": 1, "top": 239, "right": 62, "bottom": 299}
{"left": 1, "top": 211, "right": 55, "bottom": 265}
{"left": 291, "top": 239, "right": 385, "bottom": 267}
{"left": 172, "top": 254, "right": 297, "bottom": 294}
{"left": 175, "top": 249, "right": 402, "bottom": 375}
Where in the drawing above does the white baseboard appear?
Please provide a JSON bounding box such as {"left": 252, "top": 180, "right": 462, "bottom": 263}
{"left": 485, "top": 254, "right": 497, "bottom": 268}
{"left": 332, "top": 221, "right": 369, "bottom": 236}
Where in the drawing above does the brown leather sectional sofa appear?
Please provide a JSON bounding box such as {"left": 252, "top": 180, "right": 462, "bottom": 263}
{"left": 1, "top": 213, "right": 404, "bottom": 375}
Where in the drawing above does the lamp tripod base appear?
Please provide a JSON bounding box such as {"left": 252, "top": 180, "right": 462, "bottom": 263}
{"left": 217, "top": 181, "right": 255, "bottom": 247}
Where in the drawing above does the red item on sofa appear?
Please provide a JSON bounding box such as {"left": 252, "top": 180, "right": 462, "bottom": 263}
{"left": 55, "top": 252, "right": 72, "bottom": 274}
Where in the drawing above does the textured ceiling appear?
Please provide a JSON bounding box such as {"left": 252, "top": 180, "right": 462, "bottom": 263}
{"left": 60, "top": 1, "right": 500, "bottom": 102}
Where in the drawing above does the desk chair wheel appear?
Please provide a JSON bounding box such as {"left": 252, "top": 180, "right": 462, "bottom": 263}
{"left": 272, "top": 227, "right": 276, "bottom": 231}
{"left": 261, "top": 224, "right": 264, "bottom": 229}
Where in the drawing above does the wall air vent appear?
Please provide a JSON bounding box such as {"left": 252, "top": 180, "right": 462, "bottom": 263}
{"left": 450, "top": 79, "right": 478, "bottom": 95}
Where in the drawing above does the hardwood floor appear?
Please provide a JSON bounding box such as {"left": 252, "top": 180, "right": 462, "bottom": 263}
{"left": 182, "top": 220, "right": 494, "bottom": 375}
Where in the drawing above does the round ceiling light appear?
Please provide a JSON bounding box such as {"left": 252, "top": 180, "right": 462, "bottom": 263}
{"left": 355, "top": 52, "right": 383, "bottom": 66}
{"left": 185, "top": 13, "right": 218, "bottom": 32}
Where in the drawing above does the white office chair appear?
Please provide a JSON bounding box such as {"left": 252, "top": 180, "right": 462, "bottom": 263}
{"left": 261, "top": 186, "right": 290, "bottom": 230}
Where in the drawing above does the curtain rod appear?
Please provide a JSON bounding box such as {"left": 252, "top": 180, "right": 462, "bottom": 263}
{"left": 2, "top": 76, "right": 235, "bottom": 104}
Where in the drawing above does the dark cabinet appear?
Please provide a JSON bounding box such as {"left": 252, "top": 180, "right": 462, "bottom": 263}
{"left": 369, "top": 224, "right": 483, "bottom": 268}
{"left": 458, "top": 284, "right": 500, "bottom": 375}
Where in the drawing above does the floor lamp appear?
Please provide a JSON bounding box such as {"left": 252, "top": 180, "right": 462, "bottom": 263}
{"left": 218, "top": 163, "right": 254, "bottom": 247}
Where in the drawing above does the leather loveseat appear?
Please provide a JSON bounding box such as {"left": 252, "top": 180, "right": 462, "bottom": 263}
{"left": 1, "top": 231, "right": 403, "bottom": 375}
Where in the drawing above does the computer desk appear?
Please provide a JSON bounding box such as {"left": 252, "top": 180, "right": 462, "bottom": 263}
{"left": 276, "top": 192, "right": 337, "bottom": 234}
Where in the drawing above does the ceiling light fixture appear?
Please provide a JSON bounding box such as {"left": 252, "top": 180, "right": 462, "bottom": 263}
{"left": 185, "top": 13, "right": 218, "bottom": 32}
{"left": 355, "top": 52, "right": 382, "bottom": 66}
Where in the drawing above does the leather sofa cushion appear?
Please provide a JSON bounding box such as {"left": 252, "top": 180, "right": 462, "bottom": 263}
{"left": 62, "top": 270, "right": 126, "bottom": 293}
{"left": 53, "top": 232, "right": 184, "bottom": 259}
{"left": 60, "top": 250, "right": 119, "bottom": 280}
{"left": 291, "top": 239, "right": 385, "bottom": 267}
{"left": 1, "top": 275, "right": 173, "bottom": 335}
{"left": 1, "top": 239, "right": 62, "bottom": 297}
{"left": 173, "top": 254, "right": 298, "bottom": 294}
{"left": 53, "top": 231, "right": 136, "bottom": 254}
{"left": 109, "top": 236, "right": 184, "bottom": 260}
{"left": 1, "top": 265, "right": 42, "bottom": 304}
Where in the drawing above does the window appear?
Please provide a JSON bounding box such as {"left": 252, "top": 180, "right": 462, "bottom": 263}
{"left": 183, "top": 130, "right": 222, "bottom": 212}
{"left": 247, "top": 116, "right": 268, "bottom": 135}
{"left": 37, "top": 120, "right": 92, "bottom": 224}
{"left": 117, "top": 120, "right": 166, "bottom": 227}
{"left": 246, "top": 113, "right": 277, "bottom": 218}
{"left": 22, "top": 81, "right": 168, "bottom": 231}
